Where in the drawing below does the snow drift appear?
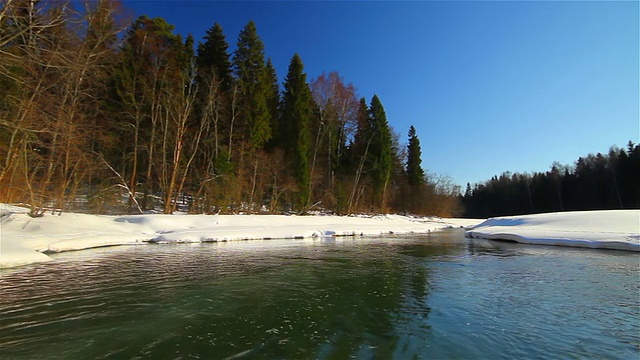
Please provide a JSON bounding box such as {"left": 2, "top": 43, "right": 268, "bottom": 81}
{"left": 465, "top": 210, "right": 640, "bottom": 252}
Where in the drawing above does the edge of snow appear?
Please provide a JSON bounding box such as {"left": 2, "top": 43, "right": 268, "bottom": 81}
{"left": 0, "top": 205, "right": 483, "bottom": 269}
{"left": 465, "top": 210, "right": 640, "bottom": 252}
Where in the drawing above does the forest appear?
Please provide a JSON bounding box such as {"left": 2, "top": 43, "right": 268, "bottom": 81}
{"left": 0, "top": 1, "right": 462, "bottom": 217}
{"left": 3, "top": 1, "right": 637, "bottom": 219}
{"left": 461, "top": 142, "right": 640, "bottom": 218}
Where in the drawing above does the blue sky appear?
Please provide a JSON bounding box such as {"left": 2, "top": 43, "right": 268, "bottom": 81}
{"left": 122, "top": 0, "right": 639, "bottom": 187}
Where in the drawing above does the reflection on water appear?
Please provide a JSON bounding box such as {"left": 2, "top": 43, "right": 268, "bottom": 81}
{"left": 0, "top": 231, "right": 638, "bottom": 359}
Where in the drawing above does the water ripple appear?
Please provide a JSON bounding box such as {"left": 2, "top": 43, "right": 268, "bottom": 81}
{"left": 1, "top": 234, "right": 638, "bottom": 359}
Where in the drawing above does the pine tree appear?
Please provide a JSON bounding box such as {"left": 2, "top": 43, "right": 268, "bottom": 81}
{"left": 280, "top": 53, "right": 313, "bottom": 211}
{"left": 406, "top": 125, "right": 425, "bottom": 186}
{"left": 196, "top": 22, "right": 232, "bottom": 93}
{"left": 232, "top": 20, "right": 271, "bottom": 149}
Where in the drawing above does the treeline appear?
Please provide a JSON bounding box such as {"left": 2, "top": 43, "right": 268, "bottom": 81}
{"left": 0, "top": 1, "right": 461, "bottom": 217}
{"left": 461, "top": 142, "right": 640, "bottom": 218}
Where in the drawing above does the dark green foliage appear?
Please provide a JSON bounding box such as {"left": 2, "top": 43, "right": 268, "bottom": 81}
{"left": 280, "top": 53, "right": 313, "bottom": 211}
{"left": 183, "top": 34, "right": 195, "bottom": 69}
{"left": 265, "top": 58, "right": 281, "bottom": 149}
{"left": 461, "top": 143, "right": 640, "bottom": 217}
{"left": 194, "top": 22, "right": 233, "bottom": 173}
{"left": 196, "top": 22, "right": 233, "bottom": 92}
{"left": 396, "top": 125, "right": 428, "bottom": 214}
{"left": 406, "top": 125, "right": 425, "bottom": 186}
{"left": 368, "top": 95, "right": 393, "bottom": 208}
{"left": 1, "top": 7, "right": 462, "bottom": 216}
{"left": 232, "top": 20, "right": 271, "bottom": 149}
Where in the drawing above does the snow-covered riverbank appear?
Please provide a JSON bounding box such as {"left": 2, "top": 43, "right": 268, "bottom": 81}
{"left": 0, "top": 204, "right": 482, "bottom": 268}
{"left": 466, "top": 210, "right": 640, "bottom": 252}
{"left": 3, "top": 205, "right": 638, "bottom": 269}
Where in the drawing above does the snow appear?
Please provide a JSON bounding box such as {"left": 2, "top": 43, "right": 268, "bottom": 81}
{"left": 0, "top": 204, "right": 482, "bottom": 269}
{"left": 5, "top": 204, "right": 635, "bottom": 269}
{"left": 466, "top": 210, "right": 640, "bottom": 252}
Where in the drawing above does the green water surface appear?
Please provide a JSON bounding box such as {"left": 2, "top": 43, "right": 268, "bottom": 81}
{"left": 0, "top": 230, "right": 638, "bottom": 359}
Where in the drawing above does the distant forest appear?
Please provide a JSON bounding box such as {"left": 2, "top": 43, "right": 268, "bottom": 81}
{"left": 1, "top": 1, "right": 460, "bottom": 217}
{"left": 461, "top": 142, "right": 640, "bottom": 218}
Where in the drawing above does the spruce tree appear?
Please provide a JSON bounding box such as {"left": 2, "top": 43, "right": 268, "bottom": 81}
{"left": 196, "top": 22, "right": 233, "bottom": 92}
{"left": 368, "top": 95, "right": 393, "bottom": 209}
{"left": 280, "top": 53, "right": 313, "bottom": 211}
{"left": 195, "top": 22, "right": 233, "bottom": 174}
{"left": 232, "top": 20, "right": 271, "bottom": 149}
{"left": 265, "top": 58, "right": 280, "bottom": 148}
{"left": 345, "top": 98, "right": 371, "bottom": 212}
{"left": 406, "top": 125, "right": 425, "bottom": 186}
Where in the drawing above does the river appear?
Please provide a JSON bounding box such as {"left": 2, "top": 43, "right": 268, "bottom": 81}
{"left": 0, "top": 230, "right": 638, "bottom": 359}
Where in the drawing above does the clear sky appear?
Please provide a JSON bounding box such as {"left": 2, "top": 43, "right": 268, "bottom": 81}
{"left": 121, "top": 0, "right": 639, "bottom": 187}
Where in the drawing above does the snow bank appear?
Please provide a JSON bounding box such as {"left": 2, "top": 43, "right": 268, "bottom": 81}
{"left": 0, "top": 204, "right": 483, "bottom": 268}
{"left": 465, "top": 210, "right": 640, "bottom": 252}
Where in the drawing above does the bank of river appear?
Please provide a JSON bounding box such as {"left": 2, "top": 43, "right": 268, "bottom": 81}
{"left": 0, "top": 230, "right": 638, "bottom": 359}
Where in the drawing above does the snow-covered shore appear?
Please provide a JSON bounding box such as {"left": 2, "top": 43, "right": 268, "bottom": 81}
{"left": 466, "top": 210, "right": 640, "bottom": 252}
{"left": 3, "top": 205, "right": 637, "bottom": 269}
{"left": 0, "top": 204, "right": 481, "bottom": 269}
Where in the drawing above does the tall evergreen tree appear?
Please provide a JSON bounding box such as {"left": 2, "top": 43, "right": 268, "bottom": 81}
{"left": 232, "top": 20, "right": 271, "bottom": 149}
{"left": 368, "top": 95, "right": 393, "bottom": 209}
{"left": 196, "top": 22, "right": 232, "bottom": 92}
{"left": 265, "top": 58, "right": 280, "bottom": 148}
{"left": 280, "top": 53, "right": 313, "bottom": 211}
{"left": 345, "top": 98, "right": 372, "bottom": 212}
{"left": 194, "top": 21, "right": 233, "bottom": 178}
{"left": 406, "top": 125, "right": 425, "bottom": 186}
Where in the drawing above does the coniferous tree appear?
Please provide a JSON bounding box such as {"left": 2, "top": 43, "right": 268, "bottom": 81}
{"left": 196, "top": 22, "right": 233, "bottom": 93}
{"left": 368, "top": 95, "right": 393, "bottom": 209}
{"left": 265, "top": 58, "right": 280, "bottom": 148}
{"left": 345, "top": 98, "right": 372, "bottom": 212}
{"left": 461, "top": 143, "right": 640, "bottom": 217}
{"left": 406, "top": 125, "right": 425, "bottom": 186}
{"left": 232, "top": 20, "right": 271, "bottom": 149}
{"left": 280, "top": 53, "right": 313, "bottom": 212}
{"left": 0, "top": 10, "right": 515, "bottom": 218}
{"left": 194, "top": 21, "right": 233, "bottom": 194}
{"left": 396, "top": 125, "right": 427, "bottom": 214}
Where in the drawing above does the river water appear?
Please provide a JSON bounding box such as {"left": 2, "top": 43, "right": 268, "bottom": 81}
{"left": 0, "top": 230, "right": 638, "bottom": 359}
